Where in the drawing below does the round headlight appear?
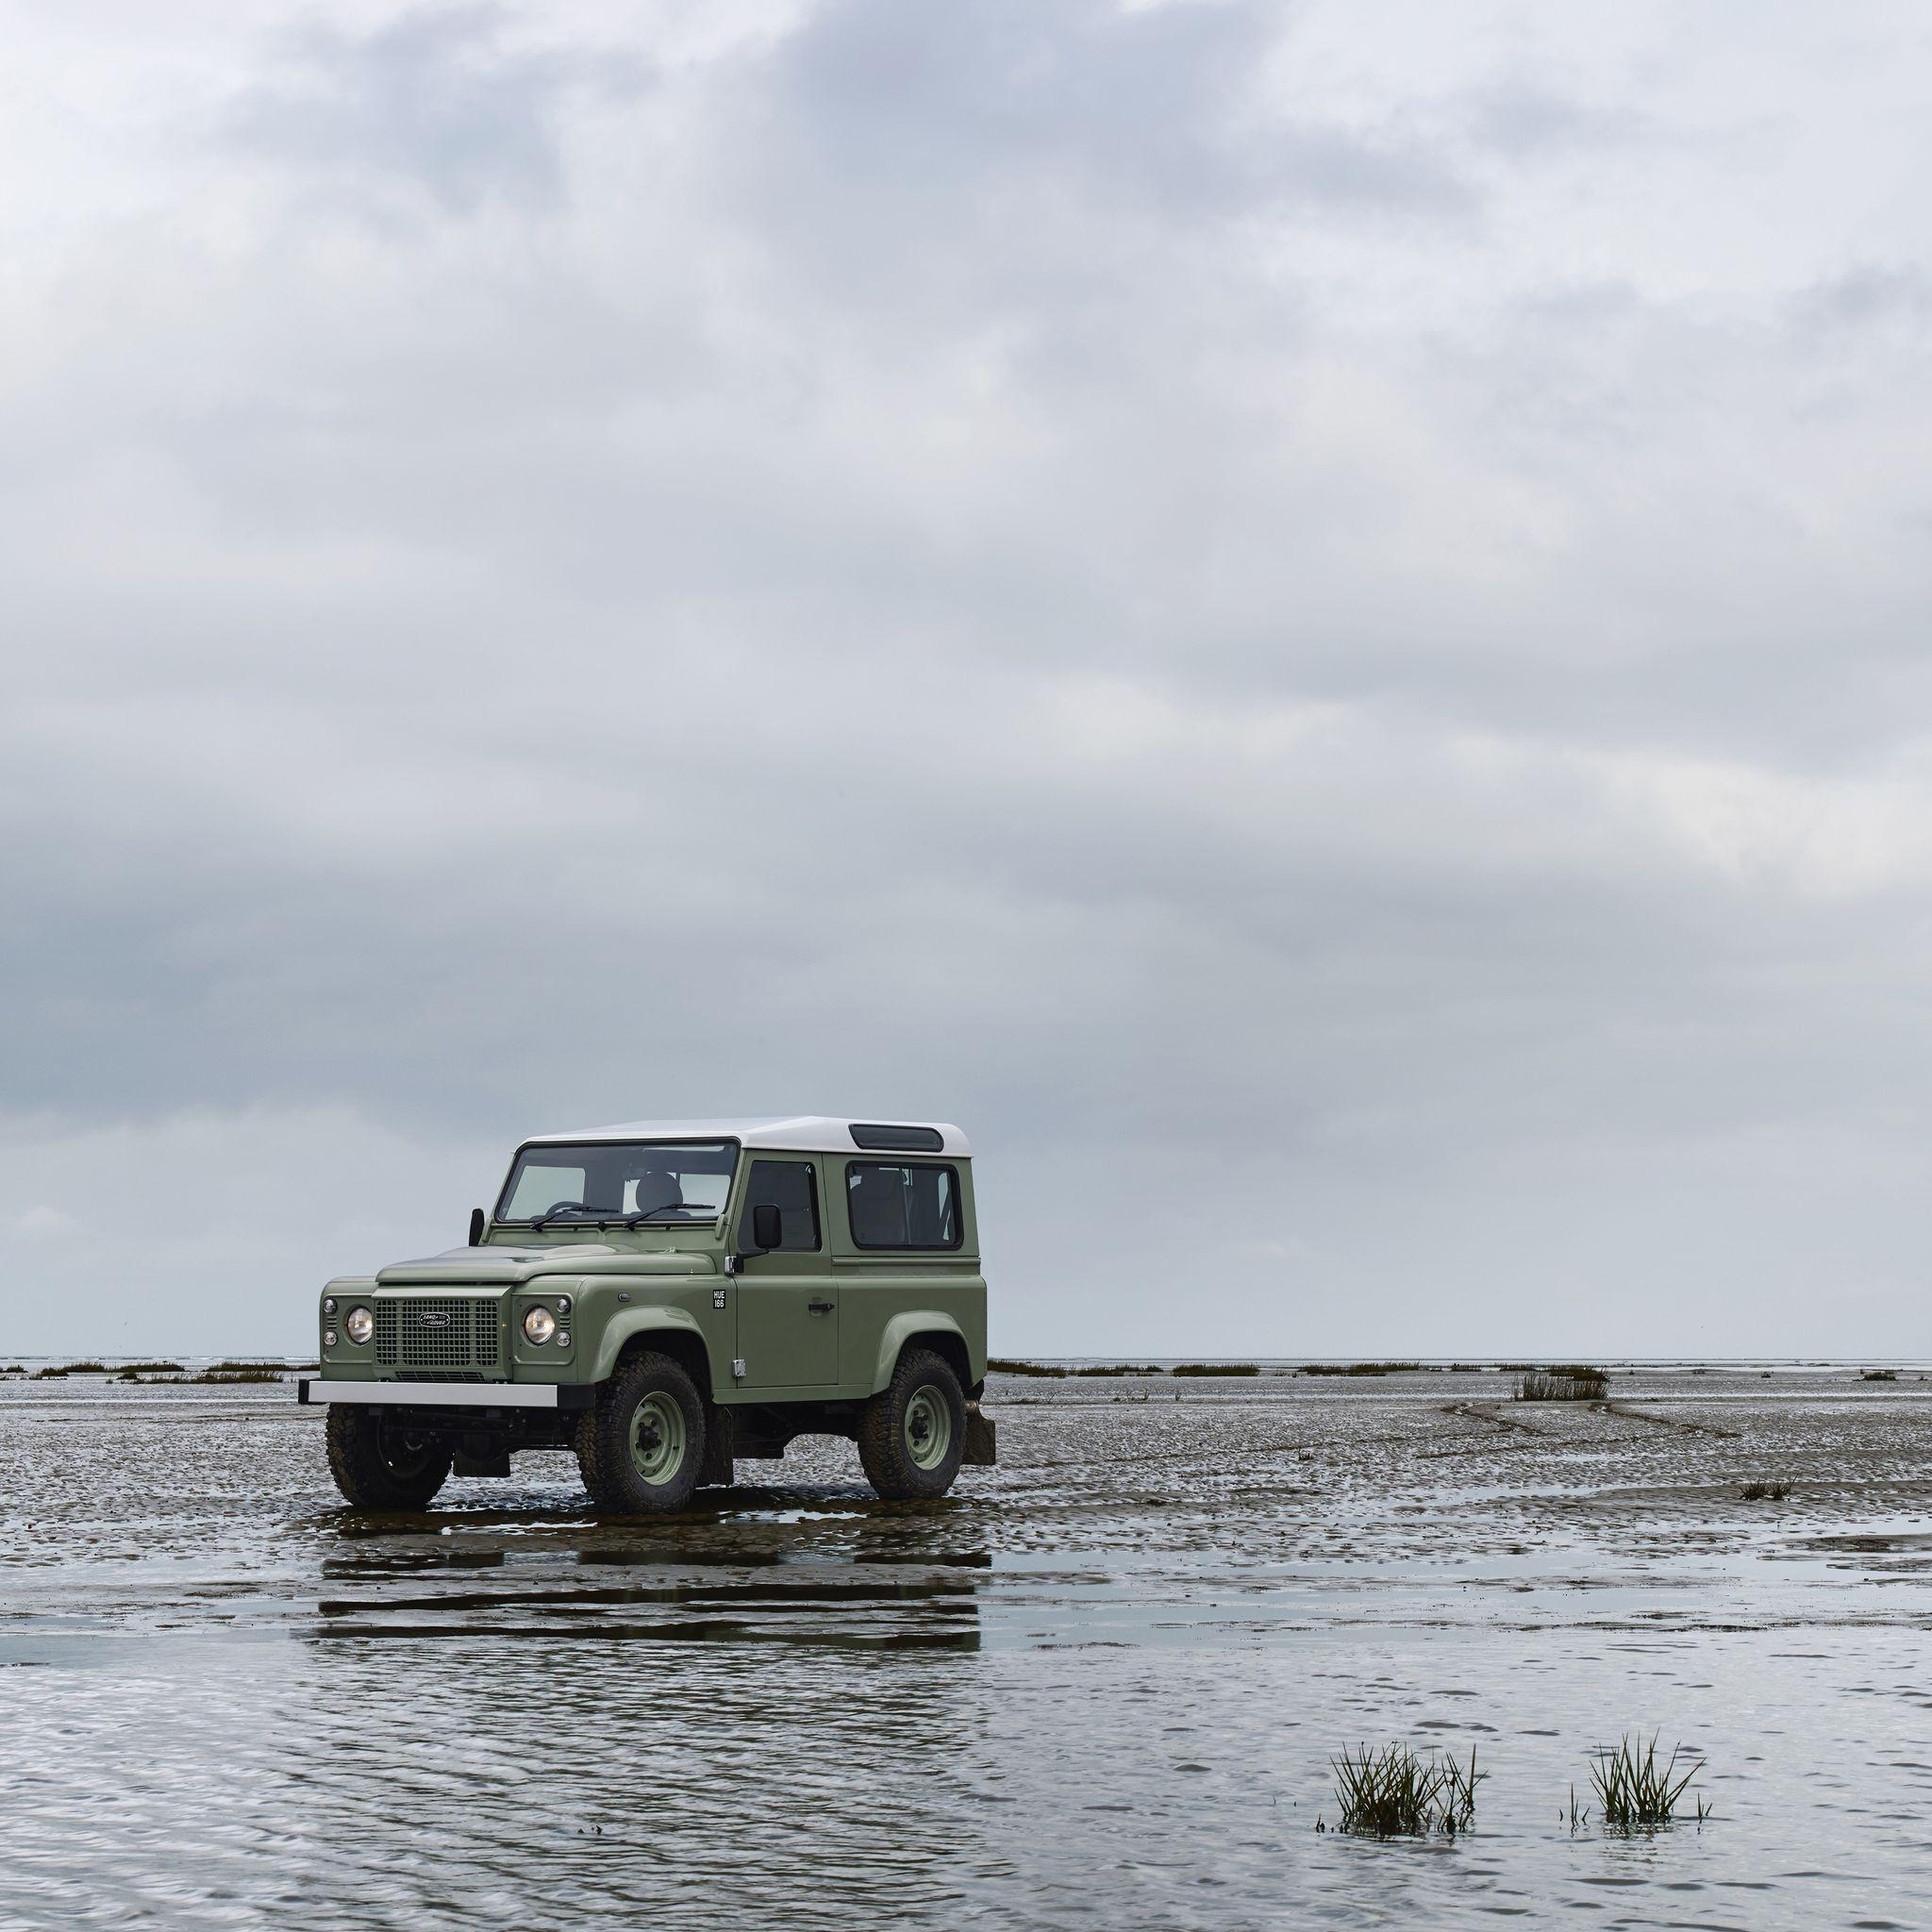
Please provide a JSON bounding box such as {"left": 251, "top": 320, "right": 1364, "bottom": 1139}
{"left": 324, "top": 1330, "right": 339, "bottom": 1350}
{"left": 523, "top": 1306, "right": 557, "bottom": 1345}
{"left": 344, "top": 1307, "right": 375, "bottom": 1345}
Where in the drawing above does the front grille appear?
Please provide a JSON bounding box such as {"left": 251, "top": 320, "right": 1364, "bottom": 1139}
{"left": 375, "top": 1297, "right": 502, "bottom": 1373}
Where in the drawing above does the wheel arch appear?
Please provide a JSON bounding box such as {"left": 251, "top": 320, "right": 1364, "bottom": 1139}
{"left": 871, "top": 1312, "right": 974, "bottom": 1398}
{"left": 592, "top": 1308, "right": 713, "bottom": 1393}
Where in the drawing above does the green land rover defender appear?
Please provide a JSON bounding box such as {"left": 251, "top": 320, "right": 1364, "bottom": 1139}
{"left": 298, "top": 1118, "right": 992, "bottom": 1512}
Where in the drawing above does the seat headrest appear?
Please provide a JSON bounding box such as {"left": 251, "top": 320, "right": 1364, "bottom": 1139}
{"left": 630, "top": 1168, "right": 683, "bottom": 1216}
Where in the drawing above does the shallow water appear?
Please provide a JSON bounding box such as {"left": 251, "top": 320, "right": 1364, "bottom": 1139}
{"left": 4, "top": 1368, "right": 1931, "bottom": 1927}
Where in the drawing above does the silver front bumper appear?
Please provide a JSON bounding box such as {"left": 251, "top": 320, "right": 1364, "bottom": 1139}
{"left": 297, "top": 1379, "right": 591, "bottom": 1409}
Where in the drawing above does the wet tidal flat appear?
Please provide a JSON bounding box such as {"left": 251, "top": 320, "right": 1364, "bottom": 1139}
{"left": 4, "top": 1368, "right": 1932, "bottom": 1929}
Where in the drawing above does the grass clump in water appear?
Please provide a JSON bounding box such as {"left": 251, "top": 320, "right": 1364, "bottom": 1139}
{"left": 1302, "top": 1361, "right": 1422, "bottom": 1377}
{"left": 1861, "top": 1368, "right": 1898, "bottom": 1381}
{"left": 1516, "top": 1366, "right": 1607, "bottom": 1402}
{"left": 192, "top": 1363, "right": 286, "bottom": 1383}
{"left": 33, "top": 1361, "right": 108, "bottom": 1378}
{"left": 987, "top": 1358, "right": 1068, "bottom": 1378}
{"left": 1740, "top": 1479, "right": 1790, "bottom": 1501}
{"left": 1589, "top": 1735, "right": 1707, "bottom": 1829}
{"left": 116, "top": 1361, "right": 186, "bottom": 1378}
{"left": 1171, "top": 1362, "right": 1259, "bottom": 1377}
{"left": 1327, "top": 1742, "right": 1485, "bottom": 1837}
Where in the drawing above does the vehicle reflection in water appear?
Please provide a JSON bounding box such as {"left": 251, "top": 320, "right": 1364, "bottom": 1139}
{"left": 279, "top": 1491, "right": 994, "bottom": 1929}
{"left": 308, "top": 1490, "right": 989, "bottom": 1651}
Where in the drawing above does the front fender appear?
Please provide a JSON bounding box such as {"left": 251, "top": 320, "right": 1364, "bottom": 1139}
{"left": 870, "top": 1310, "right": 973, "bottom": 1396}
{"left": 589, "top": 1307, "right": 711, "bottom": 1385}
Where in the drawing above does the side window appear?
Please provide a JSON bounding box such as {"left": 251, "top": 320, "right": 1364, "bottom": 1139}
{"left": 741, "top": 1159, "right": 821, "bottom": 1252}
{"left": 846, "top": 1163, "right": 961, "bottom": 1250}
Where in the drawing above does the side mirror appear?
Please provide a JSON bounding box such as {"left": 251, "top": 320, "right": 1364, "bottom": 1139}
{"left": 468, "top": 1208, "right": 486, "bottom": 1247}
{"left": 751, "top": 1203, "right": 783, "bottom": 1253}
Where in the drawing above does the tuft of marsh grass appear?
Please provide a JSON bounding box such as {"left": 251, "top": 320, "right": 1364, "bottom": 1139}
{"left": 1328, "top": 1742, "right": 1485, "bottom": 1837}
{"left": 1861, "top": 1368, "right": 1898, "bottom": 1381}
{"left": 1740, "top": 1479, "right": 1790, "bottom": 1501}
{"left": 33, "top": 1361, "right": 108, "bottom": 1378}
{"left": 988, "top": 1357, "right": 1068, "bottom": 1378}
{"left": 1171, "top": 1362, "right": 1259, "bottom": 1377}
{"left": 191, "top": 1367, "right": 285, "bottom": 1383}
{"left": 1301, "top": 1362, "right": 1422, "bottom": 1377}
{"left": 116, "top": 1361, "right": 186, "bottom": 1378}
{"left": 1516, "top": 1368, "right": 1607, "bottom": 1402}
{"left": 1589, "top": 1735, "right": 1707, "bottom": 1830}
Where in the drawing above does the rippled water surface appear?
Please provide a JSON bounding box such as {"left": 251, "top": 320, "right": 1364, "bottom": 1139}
{"left": 4, "top": 1367, "right": 1932, "bottom": 1927}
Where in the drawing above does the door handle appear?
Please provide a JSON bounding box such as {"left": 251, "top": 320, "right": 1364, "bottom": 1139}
{"left": 808, "top": 1300, "right": 835, "bottom": 1315}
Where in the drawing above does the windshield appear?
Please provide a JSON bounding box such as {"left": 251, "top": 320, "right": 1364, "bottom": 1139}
{"left": 495, "top": 1141, "right": 737, "bottom": 1226}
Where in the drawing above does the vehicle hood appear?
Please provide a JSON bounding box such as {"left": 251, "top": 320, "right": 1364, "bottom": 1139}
{"left": 375, "top": 1243, "right": 713, "bottom": 1287}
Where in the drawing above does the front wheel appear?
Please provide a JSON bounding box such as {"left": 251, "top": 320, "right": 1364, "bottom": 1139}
{"left": 325, "top": 1406, "right": 453, "bottom": 1509}
{"left": 858, "top": 1348, "right": 966, "bottom": 1501}
{"left": 575, "top": 1352, "right": 707, "bottom": 1513}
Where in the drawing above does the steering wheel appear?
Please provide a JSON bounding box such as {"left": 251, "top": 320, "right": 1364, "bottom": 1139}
{"left": 531, "top": 1199, "right": 590, "bottom": 1228}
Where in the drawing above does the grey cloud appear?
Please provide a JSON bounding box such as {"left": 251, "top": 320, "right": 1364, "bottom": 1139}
{"left": 1790, "top": 264, "right": 1932, "bottom": 335}
{"left": 227, "top": 5, "right": 643, "bottom": 214}
{"left": 1462, "top": 81, "right": 1648, "bottom": 158}
{"left": 774, "top": 0, "right": 1450, "bottom": 213}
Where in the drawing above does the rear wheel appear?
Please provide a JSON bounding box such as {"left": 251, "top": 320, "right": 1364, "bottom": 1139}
{"left": 575, "top": 1352, "right": 707, "bottom": 1513}
{"left": 858, "top": 1348, "right": 966, "bottom": 1501}
{"left": 325, "top": 1406, "right": 453, "bottom": 1509}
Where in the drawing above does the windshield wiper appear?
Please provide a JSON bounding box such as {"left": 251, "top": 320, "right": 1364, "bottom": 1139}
{"left": 621, "top": 1208, "right": 720, "bottom": 1228}
{"left": 528, "top": 1204, "right": 611, "bottom": 1231}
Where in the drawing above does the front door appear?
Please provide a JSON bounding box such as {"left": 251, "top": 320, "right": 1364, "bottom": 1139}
{"left": 733, "top": 1158, "right": 839, "bottom": 1389}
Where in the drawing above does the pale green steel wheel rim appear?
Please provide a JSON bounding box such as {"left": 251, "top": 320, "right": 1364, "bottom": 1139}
{"left": 904, "top": 1385, "right": 952, "bottom": 1472}
{"left": 628, "top": 1391, "right": 688, "bottom": 1486}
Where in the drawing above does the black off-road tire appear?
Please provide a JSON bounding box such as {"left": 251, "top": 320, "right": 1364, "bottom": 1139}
{"left": 325, "top": 1406, "right": 454, "bottom": 1510}
{"left": 575, "top": 1351, "right": 707, "bottom": 1514}
{"left": 858, "top": 1348, "right": 967, "bottom": 1501}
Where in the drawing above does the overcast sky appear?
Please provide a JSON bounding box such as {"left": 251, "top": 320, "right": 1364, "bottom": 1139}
{"left": 7, "top": 0, "right": 1932, "bottom": 1357}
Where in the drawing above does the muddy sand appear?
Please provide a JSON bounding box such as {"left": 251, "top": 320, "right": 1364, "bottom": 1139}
{"left": 2, "top": 1364, "right": 1929, "bottom": 1928}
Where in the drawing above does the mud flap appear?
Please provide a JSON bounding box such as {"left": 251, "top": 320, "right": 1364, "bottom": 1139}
{"left": 700, "top": 1406, "right": 736, "bottom": 1488}
{"left": 963, "top": 1404, "right": 997, "bottom": 1467}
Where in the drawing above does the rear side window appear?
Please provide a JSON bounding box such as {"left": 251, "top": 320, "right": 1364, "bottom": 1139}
{"left": 741, "top": 1159, "right": 821, "bottom": 1252}
{"left": 846, "top": 1162, "right": 961, "bottom": 1250}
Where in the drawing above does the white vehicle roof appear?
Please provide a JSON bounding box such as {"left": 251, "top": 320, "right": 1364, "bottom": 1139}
{"left": 524, "top": 1117, "right": 972, "bottom": 1158}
